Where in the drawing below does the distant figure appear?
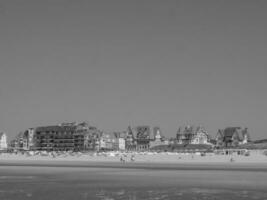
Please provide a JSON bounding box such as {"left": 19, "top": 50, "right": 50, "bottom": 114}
{"left": 120, "top": 156, "right": 125, "bottom": 163}
{"left": 230, "top": 157, "right": 235, "bottom": 162}
{"left": 131, "top": 155, "right": 135, "bottom": 162}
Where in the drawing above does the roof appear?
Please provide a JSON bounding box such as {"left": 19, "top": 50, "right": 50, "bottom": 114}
{"left": 223, "top": 127, "right": 241, "bottom": 137}
{"left": 101, "top": 132, "right": 117, "bottom": 139}
{"left": 135, "top": 126, "right": 150, "bottom": 139}
{"left": 127, "top": 126, "right": 134, "bottom": 137}
{"left": 216, "top": 129, "right": 224, "bottom": 138}
{"left": 16, "top": 132, "right": 25, "bottom": 139}
{"left": 195, "top": 126, "right": 207, "bottom": 133}
{"left": 35, "top": 125, "right": 76, "bottom": 132}
{"left": 0, "top": 132, "right": 6, "bottom": 138}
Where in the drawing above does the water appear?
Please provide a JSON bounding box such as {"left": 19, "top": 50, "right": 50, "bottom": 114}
{"left": 0, "top": 165, "right": 267, "bottom": 199}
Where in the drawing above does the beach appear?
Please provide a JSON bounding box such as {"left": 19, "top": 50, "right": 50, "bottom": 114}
{"left": 1, "top": 152, "right": 267, "bottom": 199}
{"left": 0, "top": 161, "right": 267, "bottom": 200}
{"left": 1, "top": 150, "right": 267, "bottom": 164}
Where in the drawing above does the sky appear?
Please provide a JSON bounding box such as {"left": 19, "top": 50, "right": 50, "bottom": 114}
{"left": 0, "top": 0, "right": 267, "bottom": 141}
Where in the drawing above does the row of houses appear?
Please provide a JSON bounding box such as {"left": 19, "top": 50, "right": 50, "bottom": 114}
{"left": 9, "top": 123, "right": 167, "bottom": 152}
{"left": 176, "top": 125, "right": 250, "bottom": 147}
{"left": 5, "top": 123, "right": 251, "bottom": 152}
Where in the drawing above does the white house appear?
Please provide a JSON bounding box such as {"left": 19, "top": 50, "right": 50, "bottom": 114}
{"left": 176, "top": 126, "right": 210, "bottom": 145}
{"left": 191, "top": 127, "right": 210, "bottom": 145}
{"left": 118, "top": 137, "right": 125, "bottom": 151}
{"left": 0, "top": 132, "right": 8, "bottom": 150}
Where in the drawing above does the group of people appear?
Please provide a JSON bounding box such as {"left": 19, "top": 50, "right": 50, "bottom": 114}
{"left": 120, "top": 154, "right": 135, "bottom": 163}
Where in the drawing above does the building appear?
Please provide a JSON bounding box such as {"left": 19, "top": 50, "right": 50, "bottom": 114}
{"left": 99, "top": 132, "right": 117, "bottom": 151}
{"left": 74, "top": 122, "right": 90, "bottom": 151}
{"left": 176, "top": 125, "right": 194, "bottom": 144}
{"left": 125, "top": 126, "right": 136, "bottom": 151}
{"left": 0, "top": 132, "right": 8, "bottom": 150}
{"left": 150, "top": 127, "right": 169, "bottom": 148}
{"left": 191, "top": 126, "right": 210, "bottom": 144}
{"left": 240, "top": 128, "right": 251, "bottom": 144}
{"left": 73, "top": 122, "right": 100, "bottom": 151}
{"left": 134, "top": 126, "right": 151, "bottom": 151}
{"left": 114, "top": 132, "right": 126, "bottom": 151}
{"left": 86, "top": 126, "right": 101, "bottom": 150}
{"left": 34, "top": 125, "right": 76, "bottom": 151}
{"left": 33, "top": 122, "right": 99, "bottom": 151}
{"left": 118, "top": 137, "right": 126, "bottom": 151}
{"left": 9, "top": 139, "right": 18, "bottom": 149}
{"left": 153, "top": 127, "right": 162, "bottom": 141}
{"left": 15, "top": 132, "right": 29, "bottom": 150}
{"left": 24, "top": 128, "right": 35, "bottom": 150}
{"left": 216, "top": 127, "right": 251, "bottom": 148}
{"left": 9, "top": 129, "right": 35, "bottom": 151}
{"left": 176, "top": 125, "right": 210, "bottom": 145}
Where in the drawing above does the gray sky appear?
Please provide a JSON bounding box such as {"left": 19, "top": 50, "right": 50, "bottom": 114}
{"left": 0, "top": 0, "right": 267, "bottom": 140}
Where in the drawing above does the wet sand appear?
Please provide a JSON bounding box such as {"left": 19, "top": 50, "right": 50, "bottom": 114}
{"left": 0, "top": 160, "right": 267, "bottom": 200}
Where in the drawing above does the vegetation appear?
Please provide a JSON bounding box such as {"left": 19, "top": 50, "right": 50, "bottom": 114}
{"left": 253, "top": 139, "right": 267, "bottom": 144}
{"left": 150, "top": 144, "right": 213, "bottom": 152}
{"left": 238, "top": 142, "right": 267, "bottom": 149}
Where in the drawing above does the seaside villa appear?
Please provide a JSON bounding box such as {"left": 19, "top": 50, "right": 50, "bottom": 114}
{"left": 134, "top": 126, "right": 151, "bottom": 151}
{"left": 176, "top": 126, "right": 210, "bottom": 145}
{"left": 215, "top": 127, "right": 251, "bottom": 148}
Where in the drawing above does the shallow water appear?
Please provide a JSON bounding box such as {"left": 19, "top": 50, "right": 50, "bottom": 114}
{"left": 0, "top": 165, "right": 266, "bottom": 200}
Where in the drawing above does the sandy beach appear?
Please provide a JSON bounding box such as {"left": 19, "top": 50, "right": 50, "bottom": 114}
{"left": 1, "top": 151, "right": 267, "bottom": 199}
{"left": 1, "top": 151, "right": 267, "bottom": 168}
{"left": 0, "top": 158, "right": 267, "bottom": 200}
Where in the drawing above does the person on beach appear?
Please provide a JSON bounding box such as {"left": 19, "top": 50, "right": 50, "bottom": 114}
{"left": 120, "top": 156, "right": 125, "bottom": 163}
{"left": 131, "top": 154, "right": 135, "bottom": 162}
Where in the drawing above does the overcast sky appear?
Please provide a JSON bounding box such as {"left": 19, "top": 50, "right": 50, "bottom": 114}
{"left": 0, "top": 0, "right": 267, "bottom": 140}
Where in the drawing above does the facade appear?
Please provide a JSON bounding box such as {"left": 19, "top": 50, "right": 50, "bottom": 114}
{"left": 34, "top": 125, "right": 76, "bottom": 151}
{"left": 115, "top": 131, "right": 126, "bottom": 151}
{"left": 33, "top": 122, "right": 99, "bottom": 151}
{"left": 99, "top": 132, "right": 117, "bottom": 151}
{"left": 240, "top": 128, "right": 250, "bottom": 144}
{"left": 176, "top": 125, "right": 210, "bottom": 145}
{"left": 73, "top": 122, "right": 100, "bottom": 151}
{"left": 135, "top": 126, "right": 151, "bottom": 151}
{"left": 9, "top": 139, "right": 18, "bottom": 149}
{"left": 125, "top": 126, "right": 136, "bottom": 151}
{"left": 0, "top": 132, "right": 8, "bottom": 150}
{"left": 118, "top": 137, "right": 126, "bottom": 151}
{"left": 153, "top": 127, "right": 162, "bottom": 140}
{"left": 150, "top": 127, "right": 169, "bottom": 148}
{"left": 9, "top": 129, "right": 34, "bottom": 151}
{"left": 74, "top": 122, "right": 89, "bottom": 151}
{"left": 216, "top": 127, "right": 251, "bottom": 148}
{"left": 191, "top": 126, "right": 210, "bottom": 144}
{"left": 15, "top": 132, "right": 29, "bottom": 150}
{"left": 24, "top": 128, "right": 35, "bottom": 150}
